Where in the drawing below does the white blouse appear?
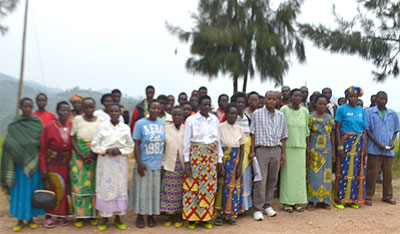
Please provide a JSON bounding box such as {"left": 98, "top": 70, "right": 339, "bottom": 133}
{"left": 183, "top": 112, "right": 223, "bottom": 163}
{"left": 91, "top": 121, "right": 134, "bottom": 156}
{"left": 219, "top": 122, "right": 246, "bottom": 148}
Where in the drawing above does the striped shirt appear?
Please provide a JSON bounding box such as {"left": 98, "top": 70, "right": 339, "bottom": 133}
{"left": 250, "top": 107, "right": 288, "bottom": 147}
{"left": 236, "top": 113, "right": 251, "bottom": 136}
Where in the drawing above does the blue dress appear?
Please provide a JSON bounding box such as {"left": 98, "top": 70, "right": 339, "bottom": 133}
{"left": 9, "top": 165, "right": 44, "bottom": 221}
{"left": 307, "top": 114, "right": 334, "bottom": 202}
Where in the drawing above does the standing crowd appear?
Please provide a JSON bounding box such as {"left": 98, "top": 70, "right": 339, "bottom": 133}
{"left": 0, "top": 85, "right": 399, "bottom": 232}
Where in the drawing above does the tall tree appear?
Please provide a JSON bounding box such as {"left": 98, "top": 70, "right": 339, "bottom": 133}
{"left": 300, "top": 0, "right": 400, "bottom": 81}
{"left": 166, "top": 0, "right": 306, "bottom": 93}
{"left": 0, "top": 0, "right": 18, "bottom": 35}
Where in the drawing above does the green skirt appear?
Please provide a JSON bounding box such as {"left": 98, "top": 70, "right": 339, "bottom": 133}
{"left": 280, "top": 147, "right": 307, "bottom": 205}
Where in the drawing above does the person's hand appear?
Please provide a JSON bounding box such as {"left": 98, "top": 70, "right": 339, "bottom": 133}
{"left": 332, "top": 153, "right": 336, "bottom": 163}
{"left": 389, "top": 142, "right": 395, "bottom": 150}
{"left": 40, "top": 170, "right": 48, "bottom": 180}
{"left": 280, "top": 153, "right": 286, "bottom": 166}
{"left": 111, "top": 148, "right": 121, "bottom": 156}
{"left": 377, "top": 143, "right": 386, "bottom": 151}
{"left": 137, "top": 163, "right": 147, "bottom": 177}
{"left": 185, "top": 162, "right": 192, "bottom": 178}
{"left": 248, "top": 151, "right": 255, "bottom": 162}
{"left": 106, "top": 148, "right": 114, "bottom": 155}
{"left": 337, "top": 148, "right": 344, "bottom": 160}
{"left": 217, "top": 163, "right": 225, "bottom": 177}
{"left": 235, "top": 165, "right": 242, "bottom": 179}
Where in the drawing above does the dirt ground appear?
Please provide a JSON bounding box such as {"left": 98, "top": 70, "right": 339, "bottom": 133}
{"left": 0, "top": 179, "right": 399, "bottom": 234}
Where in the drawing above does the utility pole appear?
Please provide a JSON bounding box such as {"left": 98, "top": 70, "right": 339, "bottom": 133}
{"left": 16, "top": 0, "right": 29, "bottom": 115}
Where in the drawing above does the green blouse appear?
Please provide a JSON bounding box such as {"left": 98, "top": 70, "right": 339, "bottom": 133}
{"left": 280, "top": 105, "right": 310, "bottom": 148}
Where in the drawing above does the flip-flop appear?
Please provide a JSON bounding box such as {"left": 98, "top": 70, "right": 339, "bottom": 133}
{"left": 200, "top": 221, "right": 213, "bottom": 229}
{"left": 89, "top": 219, "right": 99, "bottom": 226}
{"left": 43, "top": 219, "right": 55, "bottom": 228}
{"left": 58, "top": 218, "right": 70, "bottom": 226}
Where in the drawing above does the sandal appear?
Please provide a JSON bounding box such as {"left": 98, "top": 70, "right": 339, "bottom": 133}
{"left": 147, "top": 215, "right": 156, "bottom": 227}
{"left": 58, "top": 218, "right": 70, "bottom": 226}
{"left": 306, "top": 202, "right": 315, "bottom": 211}
{"left": 316, "top": 202, "right": 331, "bottom": 210}
{"left": 136, "top": 215, "right": 145, "bottom": 228}
{"left": 293, "top": 204, "right": 304, "bottom": 212}
{"left": 43, "top": 218, "right": 55, "bottom": 228}
{"left": 229, "top": 218, "right": 238, "bottom": 225}
{"left": 214, "top": 217, "right": 223, "bottom": 226}
{"left": 283, "top": 204, "right": 293, "bottom": 213}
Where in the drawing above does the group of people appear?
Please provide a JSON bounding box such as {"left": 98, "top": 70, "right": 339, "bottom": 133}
{"left": 0, "top": 84, "right": 398, "bottom": 232}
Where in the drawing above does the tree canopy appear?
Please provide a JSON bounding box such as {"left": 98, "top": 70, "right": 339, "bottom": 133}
{"left": 167, "top": 0, "right": 306, "bottom": 93}
{"left": 300, "top": 0, "right": 400, "bottom": 82}
{"left": 0, "top": 0, "right": 18, "bottom": 35}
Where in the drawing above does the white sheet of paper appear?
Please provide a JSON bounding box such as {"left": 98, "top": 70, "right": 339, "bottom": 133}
{"left": 253, "top": 157, "right": 262, "bottom": 182}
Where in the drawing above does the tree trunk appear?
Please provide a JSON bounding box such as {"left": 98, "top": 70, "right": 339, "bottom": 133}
{"left": 233, "top": 75, "right": 238, "bottom": 94}
{"left": 242, "top": 73, "right": 248, "bottom": 93}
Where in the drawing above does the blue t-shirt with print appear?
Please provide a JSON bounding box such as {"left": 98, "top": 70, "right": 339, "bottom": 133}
{"left": 133, "top": 118, "right": 165, "bottom": 170}
{"left": 335, "top": 104, "right": 367, "bottom": 134}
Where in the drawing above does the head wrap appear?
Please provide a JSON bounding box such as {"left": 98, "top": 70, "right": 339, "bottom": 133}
{"left": 345, "top": 86, "right": 364, "bottom": 97}
{"left": 69, "top": 94, "right": 84, "bottom": 103}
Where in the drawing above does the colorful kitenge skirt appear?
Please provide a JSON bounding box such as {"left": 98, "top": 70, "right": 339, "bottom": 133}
{"left": 70, "top": 137, "right": 97, "bottom": 218}
{"left": 335, "top": 132, "right": 366, "bottom": 204}
{"left": 129, "top": 169, "right": 161, "bottom": 215}
{"left": 160, "top": 157, "right": 184, "bottom": 213}
{"left": 242, "top": 135, "right": 253, "bottom": 210}
{"left": 215, "top": 147, "right": 243, "bottom": 220}
{"left": 182, "top": 142, "right": 218, "bottom": 222}
{"left": 10, "top": 165, "right": 44, "bottom": 221}
{"left": 44, "top": 149, "right": 72, "bottom": 217}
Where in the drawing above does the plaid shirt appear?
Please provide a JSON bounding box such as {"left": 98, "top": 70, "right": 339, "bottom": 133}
{"left": 250, "top": 107, "right": 288, "bottom": 147}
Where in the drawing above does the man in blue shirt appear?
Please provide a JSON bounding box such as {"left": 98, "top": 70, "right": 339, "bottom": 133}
{"left": 365, "top": 91, "right": 400, "bottom": 206}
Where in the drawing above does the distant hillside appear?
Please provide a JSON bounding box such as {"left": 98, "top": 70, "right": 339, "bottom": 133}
{"left": 0, "top": 72, "right": 142, "bottom": 137}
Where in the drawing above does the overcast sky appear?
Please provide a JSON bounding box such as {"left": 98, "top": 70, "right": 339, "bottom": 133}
{"left": 0, "top": 0, "right": 399, "bottom": 111}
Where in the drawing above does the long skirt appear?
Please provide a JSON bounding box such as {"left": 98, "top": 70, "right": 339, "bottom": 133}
{"left": 70, "top": 137, "right": 96, "bottom": 218}
{"left": 242, "top": 135, "right": 252, "bottom": 210}
{"left": 182, "top": 142, "right": 218, "bottom": 222}
{"left": 45, "top": 149, "right": 72, "bottom": 217}
{"left": 129, "top": 169, "right": 161, "bottom": 215}
{"left": 96, "top": 155, "right": 128, "bottom": 216}
{"left": 160, "top": 158, "right": 184, "bottom": 213}
{"left": 335, "top": 132, "right": 366, "bottom": 204}
{"left": 215, "top": 147, "right": 243, "bottom": 220}
{"left": 307, "top": 140, "right": 333, "bottom": 203}
{"left": 10, "top": 165, "right": 44, "bottom": 221}
{"left": 280, "top": 147, "right": 307, "bottom": 205}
